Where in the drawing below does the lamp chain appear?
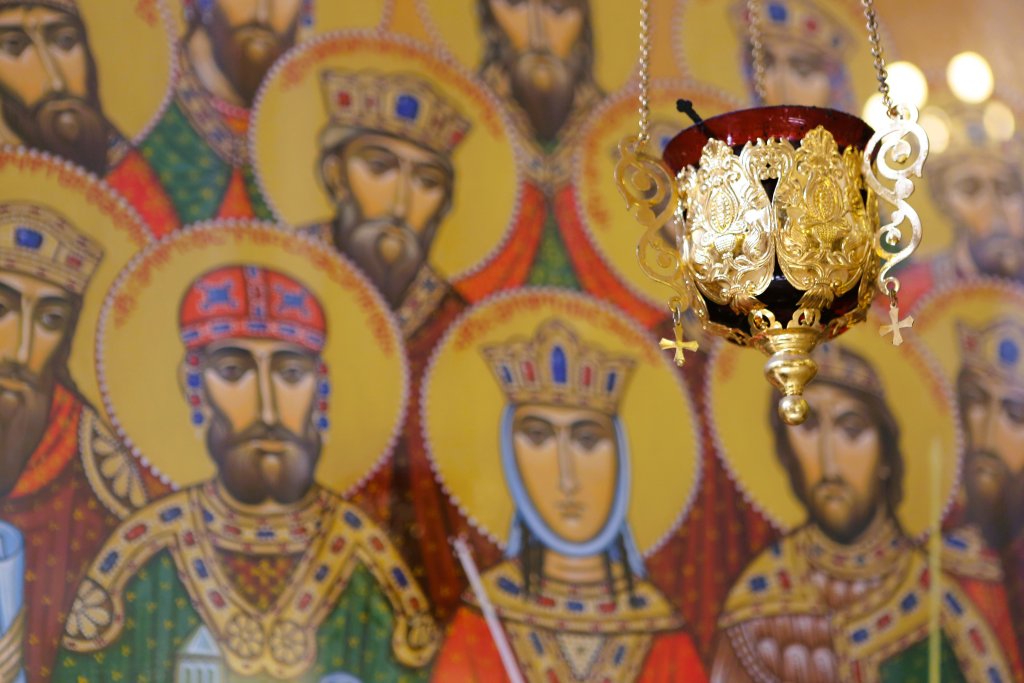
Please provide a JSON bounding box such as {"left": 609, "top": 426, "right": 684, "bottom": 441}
{"left": 746, "top": 0, "right": 767, "bottom": 103}
{"left": 637, "top": 0, "right": 652, "bottom": 143}
{"left": 862, "top": 0, "right": 897, "bottom": 118}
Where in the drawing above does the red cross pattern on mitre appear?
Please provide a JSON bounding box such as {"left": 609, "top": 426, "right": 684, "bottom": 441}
{"left": 178, "top": 265, "right": 326, "bottom": 353}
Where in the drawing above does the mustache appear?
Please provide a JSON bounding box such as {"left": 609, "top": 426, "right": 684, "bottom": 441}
{"left": 0, "top": 362, "right": 41, "bottom": 389}
{"left": 228, "top": 421, "right": 303, "bottom": 449}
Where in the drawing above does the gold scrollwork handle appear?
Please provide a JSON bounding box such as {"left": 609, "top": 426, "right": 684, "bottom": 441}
{"left": 861, "top": 103, "right": 929, "bottom": 296}
{"left": 614, "top": 134, "right": 689, "bottom": 302}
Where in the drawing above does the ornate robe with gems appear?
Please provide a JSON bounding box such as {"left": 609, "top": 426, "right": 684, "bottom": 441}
{"left": 55, "top": 481, "right": 439, "bottom": 683}
{"left": 0, "top": 384, "right": 152, "bottom": 683}
{"left": 139, "top": 50, "right": 272, "bottom": 225}
{"left": 431, "top": 561, "right": 707, "bottom": 682}
{"left": 941, "top": 524, "right": 1024, "bottom": 681}
{"left": 711, "top": 519, "right": 1016, "bottom": 683}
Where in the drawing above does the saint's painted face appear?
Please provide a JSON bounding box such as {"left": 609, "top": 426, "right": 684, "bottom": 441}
{"left": 198, "top": 0, "right": 302, "bottom": 107}
{"left": 484, "top": 0, "right": 590, "bottom": 141}
{"left": 958, "top": 367, "right": 1024, "bottom": 543}
{"left": 0, "top": 5, "right": 110, "bottom": 174}
{"left": 0, "top": 271, "right": 76, "bottom": 495}
{"left": 511, "top": 404, "right": 618, "bottom": 544}
{"left": 784, "top": 383, "right": 887, "bottom": 543}
{"left": 323, "top": 132, "right": 452, "bottom": 308}
{"left": 195, "top": 337, "right": 321, "bottom": 505}
{"left": 939, "top": 157, "right": 1024, "bottom": 280}
{"left": 760, "top": 37, "right": 832, "bottom": 107}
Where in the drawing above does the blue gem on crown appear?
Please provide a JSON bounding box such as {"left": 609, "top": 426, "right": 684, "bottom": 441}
{"left": 396, "top": 94, "right": 420, "bottom": 121}
{"left": 14, "top": 226, "right": 43, "bottom": 250}
{"left": 998, "top": 338, "right": 1020, "bottom": 366}
{"left": 551, "top": 346, "right": 568, "bottom": 384}
{"left": 768, "top": 2, "right": 787, "bottom": 22}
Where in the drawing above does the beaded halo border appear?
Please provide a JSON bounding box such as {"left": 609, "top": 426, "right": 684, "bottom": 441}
{"left": 569, "top": 77, "right": 745, "bottom": 312}
{"left": 95, "top": 220, "right": 409, "bottom": 497}
{"left": 702, "top": 304, "right": 964, "bottom": 539}
{"left": 419, "top": 286, "right": 703, "bottom": 557}
{"left": 247, "top": 28, "right": 527, "bottom": 287}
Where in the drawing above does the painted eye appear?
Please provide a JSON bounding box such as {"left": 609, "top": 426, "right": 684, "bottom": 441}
{"left": 278, "top": 365, "right": 309, "bottom": 385}
{"left": 215, "top": 363, "right": 246, "bottom": 382}
{"left": 0, "top": 33, "right": 29, "bottom": 57}
{"left": 38, "top": 309, "right": 68, "bottom": 331}
{"left": 1004, "top": 400, "right": 1024, "bottom": 426}
{"left": 51, "top": 26, "right": 81, "bottom": 52}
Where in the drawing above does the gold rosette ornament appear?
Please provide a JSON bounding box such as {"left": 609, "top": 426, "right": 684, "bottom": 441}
{"left": 615, "top": 0, "right": 929, "bottom": 424}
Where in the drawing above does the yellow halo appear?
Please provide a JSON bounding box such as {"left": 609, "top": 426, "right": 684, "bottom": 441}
{"left": 250, "top": 31, "right": 522, "bottom": 283}
{"left": 75, "top": 0, "right": 175, "bottom": 143}
{"left": 913, "top": 278, "right": 1024, "bottom": 386}
{"left": 422, "top": 289, "right": 700, "bottom": 555}
{"left": 98, "top": 222, "right": 407, "bottom": 493}
{"left": 572, "top": 79, "right": 743, "bottom": 307}
{"left": 415, "top": 0, "right": 640, "bottom": 94}
{"left": 707, "top": 320, "right": 961, "bottom": 538}
{"left": 674, "top": 0, "right": 889, "bottom": 112}
{"left": 165, "top": 0, "right": 391, "bottom": 38}
{"left": 0, "top": 147, "right": 153, "bottom": 423}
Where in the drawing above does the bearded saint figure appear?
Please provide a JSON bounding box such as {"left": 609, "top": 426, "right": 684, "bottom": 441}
{"left": 55, "top": 265, "right": 440, "bottom": 682}
{"left": 711, "top": 344, "right": 1016, "bottom": 683}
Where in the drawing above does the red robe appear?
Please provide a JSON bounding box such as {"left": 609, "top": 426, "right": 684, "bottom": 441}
{"left": 106, "top": 145, "right": 180, "bottom": 238}
{"left": 432, "top": 562, "right": 707, "bottom": 683}
{"left": 0, "top": 384, "right": 158, "bottom": 682}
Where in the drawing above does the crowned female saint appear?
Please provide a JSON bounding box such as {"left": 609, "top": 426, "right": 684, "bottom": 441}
{"left": 423, "top": 293, "right": 706, "bottom": 683}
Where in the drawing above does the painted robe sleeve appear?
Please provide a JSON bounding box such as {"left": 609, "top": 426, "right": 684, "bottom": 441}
{"left": 54, "top": 552, "right": 433, "bottom": 683}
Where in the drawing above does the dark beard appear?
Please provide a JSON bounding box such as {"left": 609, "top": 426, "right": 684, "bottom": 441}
{"left": 207, "top": 410, "right": 320, "bottom": 505}
{"left": 206, "top": 3, "right": 299, "bottom": 107}
{"left": 0, "top": 363, "right": 55, "bottom": 497}
{"left": 491, "top": 40, "right": 589, "bottom": 143}
{"left": 1, "top": 92, "right": 111, "bottom": 176}
{"left": 806, "top": 479, "right": 879, "bottom": 545}
{"left": 332, "top": 200, "right": 431, "bottom": 309}
{"left": 963, "top": 449, "right": 1014, "bottom": 549}
{"left": 967, "top": 230, "right": 1024, "bottom": 281}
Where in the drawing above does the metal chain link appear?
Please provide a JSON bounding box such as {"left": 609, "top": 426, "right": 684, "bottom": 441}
{"left": 637, "top": 0, "right": 652, "bottom": 142}
{"left": 862, "top": 0, "right": 897, "bottom": 118}
{"left": 747, "top": 0, "right": 767, "bottom": 103}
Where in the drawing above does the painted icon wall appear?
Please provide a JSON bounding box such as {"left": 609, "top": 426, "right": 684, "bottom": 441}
{"left": 0, "top": 1, "right": 1022, "bottom": 682}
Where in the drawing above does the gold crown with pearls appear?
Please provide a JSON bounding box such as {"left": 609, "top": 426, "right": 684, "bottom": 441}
{"left": 732, "top": 0, "right": 850, "bottom": 54}
{"left": 0, "top": 203, "right": 102, "bottom": 296}
{"left": 319, "top": 70, "right": 472, "bottom": 157}
{"left": 0, "top": 0, "right": 78, "bottom": 14}
{"left": 958, "top": 317, "right": 1024, "bottom": 384}
{"left": 482, "top": 319, "right": 636, "bottom": 415}
{"left": 810, "top": 342, "right": 885, "bottom": 399}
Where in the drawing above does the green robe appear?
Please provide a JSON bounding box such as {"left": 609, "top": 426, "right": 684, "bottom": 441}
{"left": 139, "top": 48, "right": 272, "bottom": 225}
{"left": 54, "top": 551, "right": 426, "bottom": 683}
{"left": 54, "top": 483, "right": 439, "bottom": 683}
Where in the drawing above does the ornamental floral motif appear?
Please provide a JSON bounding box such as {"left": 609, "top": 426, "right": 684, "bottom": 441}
{"left": 224, "top": 614, "right": 264, "bottom": 658}
{"left": 65, "top": 579, "right": 113, "bottom": 641}
{"left": 269, "top": 620, "right": 309, "bottom": 666}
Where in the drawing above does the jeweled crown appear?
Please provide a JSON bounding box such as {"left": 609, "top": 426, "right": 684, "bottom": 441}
{"left": 0, "top": 202, "right": 102, "bottom": 296}
{"left": 482, "top": 320, "right": 636, "bottom": 415}
{"left": 319, "top": 70, "right": 472, "bottom": 157}
{"left": 811, "top": 343, "right": 885, "bottom": 399}
{"left": 958, "top": 318, "right": 1024, "bottom": 384}
{"left": 732, "top": 0, "right": 849, "bottom": 54}
{"left": 0, "top": 0, "right": 78, "bottom": 15}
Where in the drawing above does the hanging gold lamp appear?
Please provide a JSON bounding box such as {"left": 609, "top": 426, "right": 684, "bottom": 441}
{"left": 616, "top": 0, "right": 928, "bottom": 424}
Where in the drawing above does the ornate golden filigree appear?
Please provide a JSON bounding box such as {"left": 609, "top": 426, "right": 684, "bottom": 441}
{"left": 679, "top": 138, "right": 775, "bottom": 314}
{"left": 774, "top": 128, "right": 873, "bottom": 310}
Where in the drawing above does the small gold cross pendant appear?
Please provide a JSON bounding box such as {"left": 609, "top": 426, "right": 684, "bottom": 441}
{"left": 880, "top": 303, "right": 914, "bottom": 346}
{"left": 660, "top": 322, "right": 699, "bottom": 366}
